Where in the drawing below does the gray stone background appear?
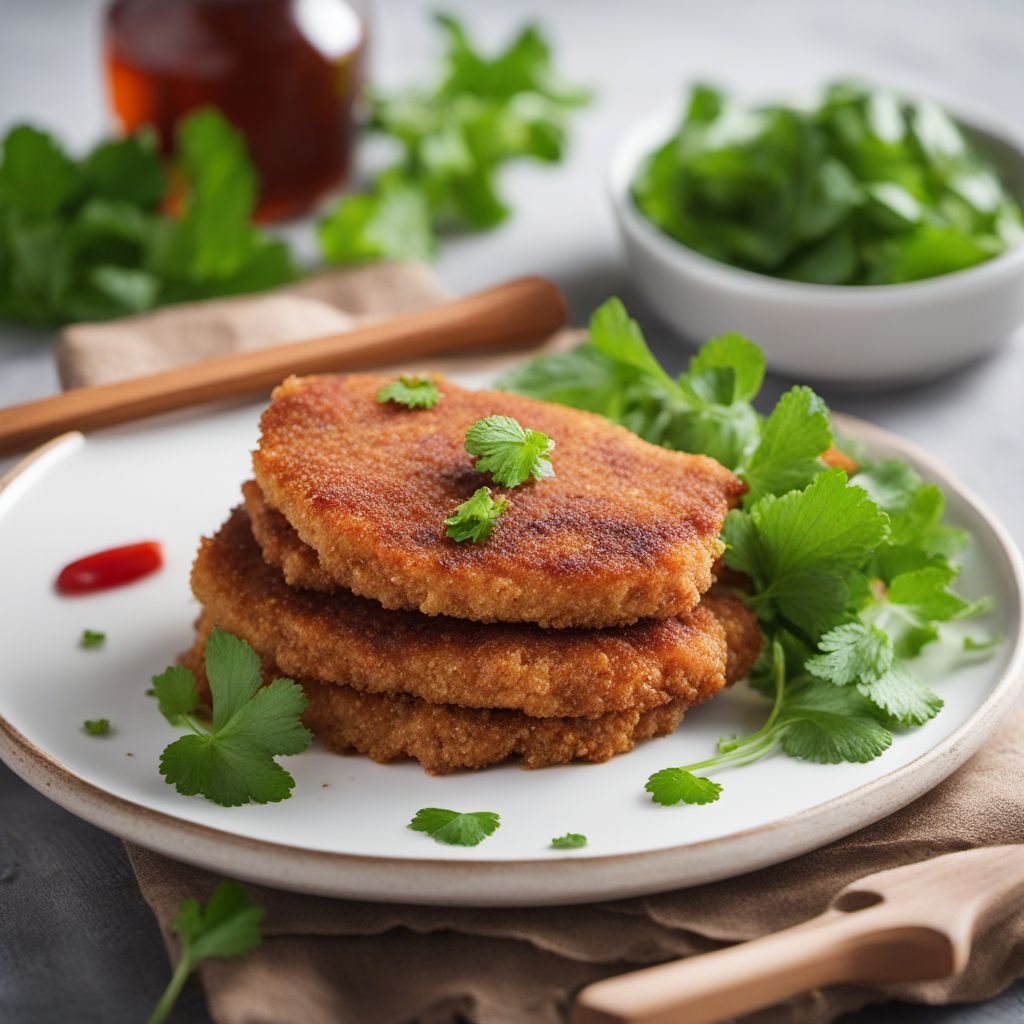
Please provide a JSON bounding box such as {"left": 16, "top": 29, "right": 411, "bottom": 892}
{"left": 0, "top": 0, "right": 1022, "bottom": 1021}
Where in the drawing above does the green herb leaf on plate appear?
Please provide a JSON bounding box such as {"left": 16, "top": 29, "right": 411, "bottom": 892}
{"left": 408, "top": 807, "right": 501, "bottom": 847}
{"left": 80, "top": 629, "right": 106, "bottom": 650}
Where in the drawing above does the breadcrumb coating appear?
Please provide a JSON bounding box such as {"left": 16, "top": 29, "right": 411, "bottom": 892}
{"left": 252, "top": 374, "right": 744, "bottom": 627}
{"left": 191, "top": 508, "right": 732, "bottom": 719}
{"left": 183, "top": 616, "right": 690, "bottom": 774}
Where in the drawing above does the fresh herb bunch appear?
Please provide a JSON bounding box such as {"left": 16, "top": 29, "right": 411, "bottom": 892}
{"left": 319, "top": 13, "right": 589, "bottom": 264}
{"left": 502, "top": 299, "right": 994, "bottom": 804}
{"left": 632, "top": 81, "right": 1024, "bottom": 285}
{"left": 0, "top": 109, "right": 296, "bottom": 326}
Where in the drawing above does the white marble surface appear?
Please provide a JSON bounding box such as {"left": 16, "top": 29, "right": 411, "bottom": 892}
{"left": 1, "top": 1, "right": 1023, "bottom": 1022}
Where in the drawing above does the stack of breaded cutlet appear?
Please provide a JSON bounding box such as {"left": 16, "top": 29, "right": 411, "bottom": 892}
{"left": 182, "top": 374, "right": 762, "bottom": 775}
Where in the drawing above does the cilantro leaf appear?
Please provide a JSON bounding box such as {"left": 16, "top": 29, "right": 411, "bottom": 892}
{"left": 645, "top": 768, "right": 723, "bottom": 806}
{"left": 681, "top": 332, "right": 765, "bottom": 405}
{"left": 156, "top": 629, "right": 312, "bottom": 807}
{"left": 152, "top": 665, "right": 201, "bottom": 726}
{"left": 806, "top": 622, "right": 893, "bottom": 685}
{"left": 159, "top": 733, "right": 298, "bottom": 807}
{"left": 408, "top": 807, "right": 500, "bottom": 847}
{"left": 465, "top": 415, "right": 554, "bottom": 487}
{"left": 724, "top": 469, "right": 889, "bottom": 637}
{"left": 550, "top": 832, "right": 588, "bottom": 849}
{"left": 376, "top": 375, "right": 442, "bottom": 409}
{"left": 80, "top": 629, "right": 106, "bottom": 650}
{"left": 0, "top": 125, "right": 79, "bottom": 217}
{"left": 887, "top": 566, "right": 975, "bottom": 623}
{"left": 147, "top": 881, "right": 263, "bottom": 1024}
{"left": 857, "top": 660, "right": 943, "bottom": 727}
{"left": 444, "top": 486, "right": 508, "bottom": 543}
{"left": 778, "top": 682, "right": 893, "bottom": 764}
{"left": 319, "top": 176, "right": 435, "bottom": 264}
{"left": 589, "top": 297, "right": 675, "bottom": 388}
{"left": 83, "top": 718, "right": 110, "bottom": 736}
{"left": 741, "top": 386, "right": 833, "bottom": 506}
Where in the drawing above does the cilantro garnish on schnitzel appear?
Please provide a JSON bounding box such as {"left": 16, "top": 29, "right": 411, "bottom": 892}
{"left": 444, "top": 486, "right": 508, "bottom": 543}
{"left": 465, "top": 414, "right": 555, "bottom": 487}
{"left": 376, "top": 375, "right": 442, "bottom": 409}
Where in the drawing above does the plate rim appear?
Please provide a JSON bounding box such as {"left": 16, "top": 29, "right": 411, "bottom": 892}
{"left": 0, "top": 414, "right": 1021, "bottom": 906}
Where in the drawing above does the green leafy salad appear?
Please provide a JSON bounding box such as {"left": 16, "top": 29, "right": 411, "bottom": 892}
{"left": 0, "top": 110, "right": 296, "bottom": 326}
{"left": 501, "top": 298, "right": 995, "bottom": 805}
{"left": 632, "top": 81, "right": 1024, "bottom": 285}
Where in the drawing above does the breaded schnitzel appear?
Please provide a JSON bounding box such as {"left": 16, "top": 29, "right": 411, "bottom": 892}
{"left": 192, "top": 508, "right": 732, "bottom": 719}
{"left": 184, "top": 590, "right": 759, "bottom": 774}
{"left": 183, "top": 614, "right": 691, "bottom": 773}
{"left": 253, "top": 374, "right": 744, "bottom": 627}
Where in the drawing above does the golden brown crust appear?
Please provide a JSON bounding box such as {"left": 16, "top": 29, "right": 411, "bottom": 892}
{"left": 182, "top": 617, "right": 688, "bottom": 775}
{"left": 701, "top": 590, "right": 762, "bottom": 684}
{"left": 242, "top": 479, "right": 335, "bottom": 591}
{"left": 252, "top": 374, "right": 744, "bottom": 627}
{"left": 191, "top": 507, "right": 731, "bottom": 719}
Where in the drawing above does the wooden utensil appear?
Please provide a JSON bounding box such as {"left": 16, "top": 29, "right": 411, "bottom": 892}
{"left": 573, "top": 845, "right": 1024, "bottom": 1024}
{"left": 0, "top": 275, "right": 566, "bottom": 456}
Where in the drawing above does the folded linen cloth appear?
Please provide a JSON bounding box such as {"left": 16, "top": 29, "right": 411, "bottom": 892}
{"left": 60, "top": 263, "right": 1024, "bottom": 1024}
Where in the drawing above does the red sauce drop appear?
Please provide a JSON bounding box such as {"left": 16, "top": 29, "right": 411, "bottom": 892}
{"left": 56, "top": 542, "right": 164, "bottom": 595}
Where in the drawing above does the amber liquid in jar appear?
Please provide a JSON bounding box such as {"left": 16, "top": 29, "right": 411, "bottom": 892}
{"left": 105, "top": 0, "right": 366, "bottom": 220}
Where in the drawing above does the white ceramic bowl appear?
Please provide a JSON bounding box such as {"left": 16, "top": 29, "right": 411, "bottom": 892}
{"left": 609, "top": 104, "right": 1024, "bottom": 387}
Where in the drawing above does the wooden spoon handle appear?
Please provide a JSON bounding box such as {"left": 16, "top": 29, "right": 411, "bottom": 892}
{"left": 571, "top": 908, "right": 952, "bottom": 1024}
{"left": 0, "top": 275, "right": 567, "bottom": 455}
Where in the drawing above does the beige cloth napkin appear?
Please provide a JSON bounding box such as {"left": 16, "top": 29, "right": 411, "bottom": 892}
{"left": 60, "top": 264, "right": 1024, "bottom": 1024}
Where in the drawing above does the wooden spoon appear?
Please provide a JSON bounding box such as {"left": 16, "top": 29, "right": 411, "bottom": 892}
{"left": 573, "top": 845, "right": 1024, "bottom": 1024}
{"left": 0, "top": 275, "right": 566, "bottom": 456}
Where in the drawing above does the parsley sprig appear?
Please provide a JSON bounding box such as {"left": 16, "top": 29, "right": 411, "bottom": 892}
{"left": 503, "top": 298, "right": 996, "bottom": 805}
{"left": 153, "top": 629, "right": 312, "bottom": 807}
{"left": 146, "top": 881, "right": 263, "bottom": 1024}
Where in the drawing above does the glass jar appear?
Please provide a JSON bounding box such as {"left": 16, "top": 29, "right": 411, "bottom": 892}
{"left": 104, "top": 0, "right": 367, "bottom": 220}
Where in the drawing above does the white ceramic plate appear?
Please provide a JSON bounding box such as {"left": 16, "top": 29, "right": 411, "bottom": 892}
{"left": 0, "top": 376, "right": 1021, "bottom": 906}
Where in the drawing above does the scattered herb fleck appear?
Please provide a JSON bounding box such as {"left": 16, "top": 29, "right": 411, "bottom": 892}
{"left": 80, "top": 629, "right": 106, "bottom": 649}
{"left": 83, "top": 718, "right": 111, "bottom": 737}
{"left": 550, "top": 832, "right": 587, "bottom": 849}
